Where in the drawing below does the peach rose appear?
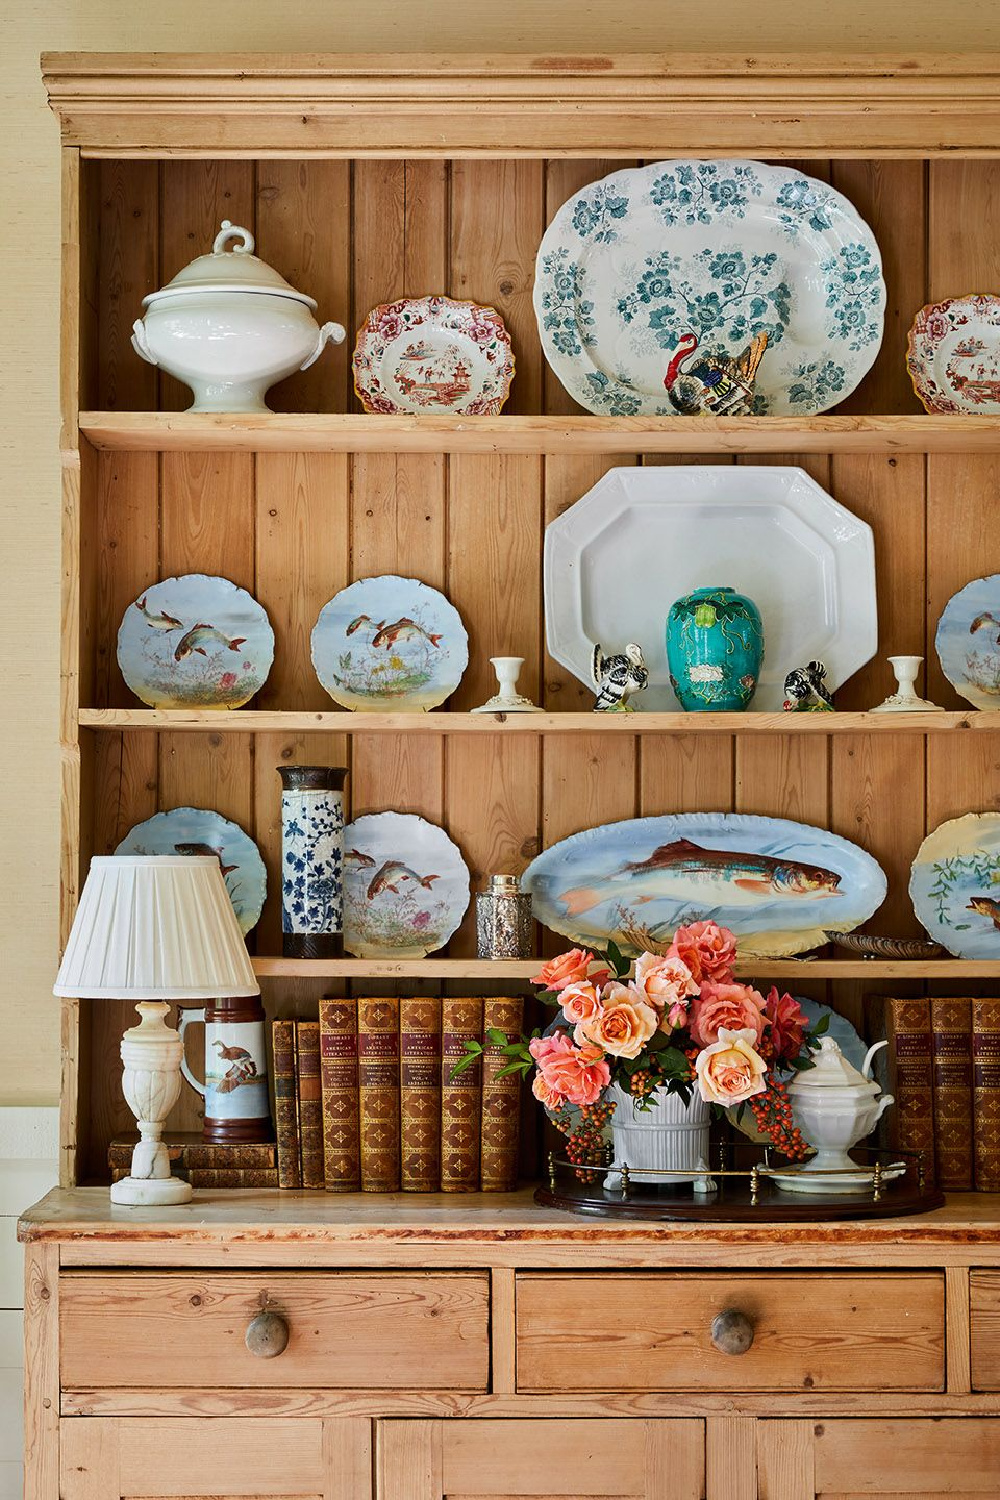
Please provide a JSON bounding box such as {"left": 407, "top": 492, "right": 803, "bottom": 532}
{"left": 764, "top": 986, "right": 807, "bottom": 1061}
{"left": 689, "top": 979, "right": 767, "bottom": 1048}
{"left": 532, "top": 1070, "right": 567, "bottom": 1109}
{"left": 532, "top": 948, "right": 608, "bottom": 992}
{"left": 695, "top": 1027, "right": 768, "bottom": 1106}
{"left": 669, "top": 921, "right": 737, "bottom": 984}
{"left": 633, "top": 951, "right": 699, "bottom": 1019}
{"left": 559, "top": 980, "right": 603, "bottom": 1029}
{"left": 530, "top": 1030, "right": 610, "bottom": 1106}
{"left": 577, "top": 983, "right": 658, "bottom": 1059}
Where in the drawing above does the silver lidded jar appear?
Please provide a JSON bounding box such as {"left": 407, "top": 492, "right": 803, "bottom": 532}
{"left": 476, "top": 874, "right": 533, "bottom": 959}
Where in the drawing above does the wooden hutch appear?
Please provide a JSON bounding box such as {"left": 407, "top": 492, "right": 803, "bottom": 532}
{"left": 21, "top": 52, "right": 1000, "bottom": 1500}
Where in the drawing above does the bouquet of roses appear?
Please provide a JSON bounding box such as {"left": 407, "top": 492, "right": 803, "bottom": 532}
{"left": 454, "top": 920, "right": 827, "bottom": 1166}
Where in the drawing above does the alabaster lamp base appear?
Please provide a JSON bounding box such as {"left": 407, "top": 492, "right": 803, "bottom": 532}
{"left": 111, "top": 1174, "right": 193, "bottom": 1206}
{"left": 111, "top": 1000, "right": 193, "bottom": 1206}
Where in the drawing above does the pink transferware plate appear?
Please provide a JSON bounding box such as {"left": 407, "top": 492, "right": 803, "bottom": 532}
{"left": 353, "top": 295, "right": 515, "bottom": 415}
{"left": 906, "top": 294, "right": 1000, "bottom": 414}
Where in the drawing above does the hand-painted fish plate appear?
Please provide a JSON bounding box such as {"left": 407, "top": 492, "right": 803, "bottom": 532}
{"left": 907, "top": 295, "right": 1000, "bottom": 415}
{"left": 544, "top": 466, "right": 876, "bottom": 711}
{"left": 353, "top": 296, "right": 515, "bottom": 415}
{"left": 910, "top": 813, "right": 1000, "bottom": 959}
{"left": 115, "top": 807, "right": 266, "bottom": 935}
{"left": 311, "top": 575, "right": 469, "bottom": 712}
{"left": 935, "top": 574, "right": 1000, "bottom": 709}
{"left": 343, "top": 811, "right": 470, "bottom": 958}
{"left": 117, "top": 574, "right": 274, "bottom": 710}
{"left": 522, "top": 811, "right": 887, "bottom": 959}
{"left": 534, "top": 159, "right": 885, "bottom": 418}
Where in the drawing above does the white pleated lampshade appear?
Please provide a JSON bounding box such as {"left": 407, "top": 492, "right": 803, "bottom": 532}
{"left": 53, "top": 855, "right": 259, "bottom": 1000}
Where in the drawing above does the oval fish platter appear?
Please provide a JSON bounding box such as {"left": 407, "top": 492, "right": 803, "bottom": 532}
{"left": 910, "top": 813, "right": 1000, "bottom": 959}
{"left": 522, "top": 811, "right": 887, "bottom": 959}
{"left": 117, "top": 574, "right": 274, "bottom": 710}
{"left": 342, "top": 812, "right": 471, "bottom": 958}
{"left": 115, "top": 807, "right": 267, "bottom": 936}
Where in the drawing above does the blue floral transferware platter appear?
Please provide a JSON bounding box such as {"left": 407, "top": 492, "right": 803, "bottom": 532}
{"left": 343, "top": 812, "right": 470, "bottom": 958}
{"left": 935, "top": 574, "right": 1000, "bottom": 709}
{"left": 522, "top": 811, "right": 887, "bottom": 959}
{"left": 117, "top": 574, "right": 274, "bottom": 710}
{"left": 311, "top": 575, "right": 469, "bottom": 712}
{"left": 534, "top": 158, "right": 886, "bottom": 418}
{"left": 910, "top": 813, "right": 1000, "bottom": 959}
{"left": 116, "top": 807, "right": 267, "bottom": 935}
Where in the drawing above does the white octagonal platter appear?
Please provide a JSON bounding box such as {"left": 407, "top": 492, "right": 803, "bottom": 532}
{"left": 544, "top": 465, "right": 877, "bottom": 711}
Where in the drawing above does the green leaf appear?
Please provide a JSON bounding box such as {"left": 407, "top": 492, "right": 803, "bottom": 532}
{"left": 811, "top": 1012, "right": 830, "bottom": 1037}
{"left": 485, "top": 1027, "right": 510, "bottom": 1046}
{"left": 605, "top": 939, "right": 629, "bottom": 978}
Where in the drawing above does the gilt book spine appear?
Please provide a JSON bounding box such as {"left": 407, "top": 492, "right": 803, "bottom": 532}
{"left": 400, "top": 997, "right": 442, "bottom": 1192}
{"left": 358, "top": 997, "right": 401, "bottom": 1192}
{"left": 481, "top": 996, "right": 524, "bottom": 1192}
{"left": 973, "top": 998, "right": 1000, "bottom": 1192}
{"left": 271, "top": 1019, "right": 301, "bottom": 1189}
{"left": 319, "top": 998, "right": 360, "bottom": 1192}
{"left": 868, "top": 996, "right": 935, "bottom": 1186}
{"left": 931, "top": 997, "right": 973, "bottom": 1192}
{"left": 108, "top": 1136, "right": 278, "bottom": 1172}
{"left": 441, "top": 998, "right": 483, "bottom": 1193}
{"left": 296, "top": 1020, "right": 324, "bottom": 1190}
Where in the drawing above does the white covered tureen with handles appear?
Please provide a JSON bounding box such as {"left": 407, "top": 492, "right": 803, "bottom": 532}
{"left": 784, "top": 1035, "right": 894, "bottom": 1191}
{"left": 132, "top": 221, "right": 346, "bottom": 413}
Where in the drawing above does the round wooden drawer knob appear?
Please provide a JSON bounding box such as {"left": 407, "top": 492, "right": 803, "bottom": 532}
{"left": 245, "top": 1310, "right": 289, "bottom": 1358}
{"left": 710, "top": 1309, "right": 755, "bottom": 1355}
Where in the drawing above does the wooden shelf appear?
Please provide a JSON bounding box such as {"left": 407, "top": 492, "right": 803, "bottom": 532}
{"left": 79, "top": 708, "right": 997, "bottom": 734}
{"left": 77, "top": 411, "right": 1000, "bottom": 455}
{"left": 251, "top": 956, "right": 1000, "bottom": 980}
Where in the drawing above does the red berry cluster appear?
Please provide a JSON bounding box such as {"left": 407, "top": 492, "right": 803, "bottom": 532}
{"left": 555, "top": 1098, "right": 615, "bottom": 1180}
{"left": 749, "top": 1077, "right": 808, "bottom": 1160}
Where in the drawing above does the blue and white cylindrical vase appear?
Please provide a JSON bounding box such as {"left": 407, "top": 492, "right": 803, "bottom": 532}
{"left": 278, "top": 765, "right": 348, "bottom": 959}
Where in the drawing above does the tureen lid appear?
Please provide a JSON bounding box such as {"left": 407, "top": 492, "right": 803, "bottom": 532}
{"left": 141, "top": 222, "right": 317, "bottom": 309}
{"left": 786, "top": 1035, "right": 879, "bottom": 1091}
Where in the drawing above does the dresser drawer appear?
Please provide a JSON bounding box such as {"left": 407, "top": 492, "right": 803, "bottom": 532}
{"left": 60, "top": 1271, "right": 490, "bottom": 1390}
{"left": 516, "top": 1272, "right": 944, "bottom": 1393}
{"left": 971, "top": 1269, "right": 1000, "bottom": 1388}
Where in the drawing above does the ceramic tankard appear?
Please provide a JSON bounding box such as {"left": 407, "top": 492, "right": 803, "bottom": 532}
{"left": 178, "top": 995, "right": 272, "bottom": 1144}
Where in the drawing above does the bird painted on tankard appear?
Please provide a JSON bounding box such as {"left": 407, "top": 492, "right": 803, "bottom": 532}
{"left": 211, "top": 1038, "right": 259, "bottom": 1094}
{"left": 591, "top": 643, "right": 649, "bottom": 712}
{"left": 782, "top": 659, "right": 835, "bottom": 712}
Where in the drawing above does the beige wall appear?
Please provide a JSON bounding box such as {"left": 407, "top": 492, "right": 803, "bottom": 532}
{"left": 2, "top": 0, "right": 998, "bottom": 1105}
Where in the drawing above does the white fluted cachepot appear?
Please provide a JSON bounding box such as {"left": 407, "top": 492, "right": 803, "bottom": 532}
{"left": 606, "top": 1082, "right": 711, "bottom": 1186}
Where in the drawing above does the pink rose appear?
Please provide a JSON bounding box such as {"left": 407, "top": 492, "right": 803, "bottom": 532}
{"left": 577, "top": 983, "right": 658, "bottom": 1059}
{"left": 559, "top": 980, "right": 603, "bottom": 1028}
{"left": 633, "top": 951, "right": 699, "bottom": 1019}
{"left": 670, "top": 921, "right": 738, "bottom": 984}
{"left": 695, "top": 1027, "right": 768, "bottom": 1106}
{"left": 532, "top": 948, "right": 608, "bottom": 992}
{"left": 689, "top": 979, "right": 767, "bottom": 1048}
{"left": 530, "top": 1030, "right": 610, "bottom": 1107}
{"left": 532, "top": 1070, "right": 566, "bottom": 1109}
{"left": 529, "top": 1033, "right": 567, "bottom": 1067}
{"left": 764, "top": 987, "right": 807, "bottom": 1061}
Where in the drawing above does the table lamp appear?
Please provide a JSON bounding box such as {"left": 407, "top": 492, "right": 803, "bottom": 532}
{"left": 53, "top": 855, "right": 260, "bottom": 1206}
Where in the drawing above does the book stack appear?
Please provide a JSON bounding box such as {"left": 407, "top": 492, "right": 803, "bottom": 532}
{"left": 272, "top": 996, "right": 523, "bottom": 1192}
{"left": 109, "top": 1133, "right": 279, "bottom": 1188}
{"left": 866, "top": 995, "right": 1000, "bottom": 1193}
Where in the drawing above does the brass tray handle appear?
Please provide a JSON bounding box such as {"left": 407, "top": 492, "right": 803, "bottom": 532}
{"left": 710, "top": 1309, "right": 755, "bottom": 1355}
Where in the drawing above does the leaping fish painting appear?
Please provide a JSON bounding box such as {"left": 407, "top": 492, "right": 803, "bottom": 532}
{"left": 523, "top": 812, "right": 886, "bottom": 959}
{"left": 342, "top": 812, "right": 470, "bottom": 958}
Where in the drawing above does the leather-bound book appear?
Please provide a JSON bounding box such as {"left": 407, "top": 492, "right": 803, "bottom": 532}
{"left": 319, "top": 998, "right": 360, "bottom": 1192}
{"left": 271, "top": 1019, "right": 301, "bottom": 1189}
{"left": 400, "top": 997, "right": 442, "bottom": 1192}
{"left": 973, "top": 998, "right": 1000, "bottom": 1192}
{"left": 481, "top": 996, "right": 524, "bottom": 1192}
{"left": 866, "top": 995, "right": 935, "bottom": 1187}
{"left": 441, "top": 997, "right": 484, "bottom": 1193}
{"left": 109, "top": 1135, "right": 278, "bottom": 1173}
{"left": 296, "top": 1020, "right": 324, "bottom": 1190}
{"left": 931, "top": 997, "right": 973, "bottom": 1192}
{"left": 358, "top": 997, "right": 401, "bottom": 1192}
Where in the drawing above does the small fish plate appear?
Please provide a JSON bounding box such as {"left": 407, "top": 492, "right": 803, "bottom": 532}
{"left": 935, "top": 573, "right": 1000, "bottom": 709}
{"left": 115, "top": 806, "right": 267, "bottom": 935}
{"left": 353, "top": 296, "right": 515, "bottom": 415}
{"left": 910, "top": 812, "right": 1000, "bottom": 959}
{"left": 117, "top": 574, "right": 274, "bottom": 710}
{"left": 343, "top": 811, "right": 470, "bottom": 958}
{"left": 311, "top": 574, "right": 469, "bottom": 712}
{"left": 522, "top": 810, "right": 887, "bottom": 959}
{"left": 907, "top": 295, "right": 1000, "bottom": 415}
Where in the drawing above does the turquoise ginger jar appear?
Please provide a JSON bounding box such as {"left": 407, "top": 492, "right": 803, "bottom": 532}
{"left": 667, "top": 585, "right": 764, "bottom": 710}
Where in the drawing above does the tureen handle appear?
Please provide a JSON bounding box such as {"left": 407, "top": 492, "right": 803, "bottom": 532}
{"left": 213, "top": 220, "right": 255, "bottom": 256}
{"left": 862, "top": 1038, "right": 888, "bottom": 1079}
{"left": 874, "top": 1091, "right": 894, "bottom": 1122}
{"left": 131, "top": 319, "right": 157, "bottom": 367}
{"left": 300, "top": 320, "right": 347, "bottom": 371}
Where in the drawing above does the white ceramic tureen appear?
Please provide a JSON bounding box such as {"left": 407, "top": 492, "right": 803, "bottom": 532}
{"left": 782, "top": 1036, "right": 894, "bottom": 1193}
{"left": 132, "top": 221, "right": 346, "bottom": 413}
